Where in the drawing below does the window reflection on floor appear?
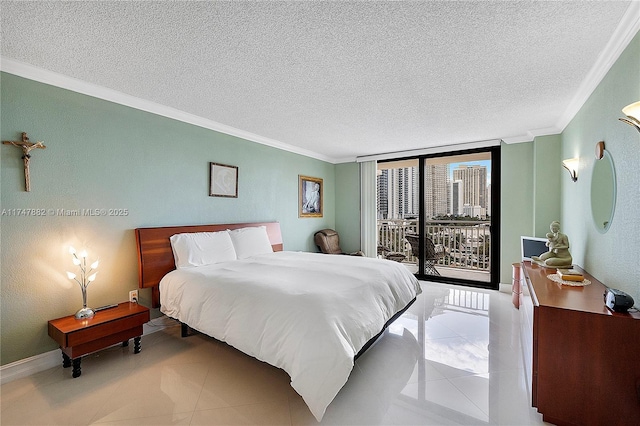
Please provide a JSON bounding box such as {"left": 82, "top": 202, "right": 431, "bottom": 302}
{"left": 385, "top": 284, "right": 523, "bottom": 424}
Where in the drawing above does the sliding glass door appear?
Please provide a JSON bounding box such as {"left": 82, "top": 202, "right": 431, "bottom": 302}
{"left": 376, "top": 146, "right": 500, "bottom": 289}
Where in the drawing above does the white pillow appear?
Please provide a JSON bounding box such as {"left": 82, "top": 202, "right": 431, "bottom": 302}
{"left": 228, "top": 226, "right": 273, "bottom": 259}
{"left": 170, "top": 230, "right": 237, "bottom": 268}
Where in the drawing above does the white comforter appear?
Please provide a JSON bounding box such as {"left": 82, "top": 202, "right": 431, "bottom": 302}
{"left": 159, "top": 251, "right": 421, "bottom": 421}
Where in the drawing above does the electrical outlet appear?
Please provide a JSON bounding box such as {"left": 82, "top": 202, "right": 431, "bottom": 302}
{"left": 129, "top": 290, "right": 138, "bottom": 303}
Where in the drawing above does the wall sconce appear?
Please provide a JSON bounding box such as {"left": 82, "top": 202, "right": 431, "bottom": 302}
{"left": 562, "top": 158, "right": 579, "bottom": 182}
{"left": 619, "top": 101, "right": 640, "bottom": 132}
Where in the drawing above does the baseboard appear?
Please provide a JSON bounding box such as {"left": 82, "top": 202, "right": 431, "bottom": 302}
{"left": 0, "top": 316, "right": 174, "bottom": 385}
{"left": 499, "top": 282, "right": 512, "bottom": 293}
{"left": 0, "top": 349, "right": 60, "bottom": 385}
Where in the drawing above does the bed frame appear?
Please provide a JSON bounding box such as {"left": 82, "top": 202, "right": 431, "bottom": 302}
{"left": 135, "top": 222, "right": 283, "bottom": 308}
{"left": 134, "top": 220, "right": 415, "bottom": 361}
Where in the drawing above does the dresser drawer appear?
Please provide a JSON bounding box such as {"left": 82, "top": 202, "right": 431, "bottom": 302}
{"left": 65, "top": 311, "right": 148, "bottom": 347}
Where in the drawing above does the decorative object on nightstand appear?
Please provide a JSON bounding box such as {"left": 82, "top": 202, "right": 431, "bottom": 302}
{"left": 66, "top": 246, "right": 99, "bottom": 319}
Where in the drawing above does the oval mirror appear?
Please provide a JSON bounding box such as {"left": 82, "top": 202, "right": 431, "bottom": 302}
{"left": 590, "top": 149, "right": 616, "bottom": 233}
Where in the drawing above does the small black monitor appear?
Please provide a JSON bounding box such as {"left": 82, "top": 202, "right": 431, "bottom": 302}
{"left": 520, "top": 236, "right": 548, "bottom": 261}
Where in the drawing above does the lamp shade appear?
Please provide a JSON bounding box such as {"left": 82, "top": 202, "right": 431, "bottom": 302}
{"left": 622, "top": 101, "right": 640, "bottom": 120}
{"left": 620, "top": 101, "right": 640, "bottom": 132}
{"left": 562, "top": 158, "right": 579, "bottom": 182}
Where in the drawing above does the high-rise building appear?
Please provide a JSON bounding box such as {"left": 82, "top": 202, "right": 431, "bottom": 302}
{"left": 377, "top": 168, "right": 402, "bottom": 219}
{"left": 450, "top": 179, "right": 463, "bottom": 216}
{"left": 453, "top": 165, "right": 487, "bottom": 218}
{"left": 424, "top": 164, "right": 449, "bottom": 219}
{"left": 379, "top": 162, "right": 491, "bottom": 220}
{"left": 403, "top": 167, "right": 419, "bottom": 217}
{"left": 388, "top": 168, "right": 402, "bottom": 218}
{"left": 462, "top": 204, "right": 486, "bottom": 218}
{"left": 376, "top": 169, "right": 389, "bottom": 219}
{"left": 377, "top": 166, "right": 419, "bottom": 219}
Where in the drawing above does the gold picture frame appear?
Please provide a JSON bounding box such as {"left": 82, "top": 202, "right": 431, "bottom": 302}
{"left": 299, "top": 175, "right": 323, "bottom": 217}
{"left": 209, "top": 162, "right": 238, "bottom": 197}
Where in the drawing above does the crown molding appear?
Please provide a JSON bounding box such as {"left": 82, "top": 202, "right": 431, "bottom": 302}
{"left": 333, "top": 156, "right": 358, "bottom": 164}
{"left": 555, "top": 1, "right": 640, "bottom": 132}
{"left": 501, "top": 135, "right": 534, "bottom": 144}
{"left": 0, "top": 57, "right": 338, "bottom": 164}
{"left": 504, "top": 2, "right": 639, "bottom": 145}
{"left": 501, "top": 125, "right": 564, "bottom": 144}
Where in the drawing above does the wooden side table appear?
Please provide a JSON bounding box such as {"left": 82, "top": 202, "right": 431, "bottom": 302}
{"left": 48, "top": 302, "right": 150, "bottom": 378}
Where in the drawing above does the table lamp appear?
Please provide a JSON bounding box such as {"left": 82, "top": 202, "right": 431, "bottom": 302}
{"left": 67, "top": 246, "right": 99, "bottom": 319}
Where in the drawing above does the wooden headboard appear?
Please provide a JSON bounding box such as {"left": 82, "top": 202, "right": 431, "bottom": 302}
{"left": 135, "top": 222, "right": 283, "bottom": 307}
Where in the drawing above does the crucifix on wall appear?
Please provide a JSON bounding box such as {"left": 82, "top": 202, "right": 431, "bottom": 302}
{"left": 2, "top": 132, "right": 46, "bottom": 192}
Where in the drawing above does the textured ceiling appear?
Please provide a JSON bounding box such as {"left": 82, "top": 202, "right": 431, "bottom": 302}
{"left": 1, "top": 1, "right": 636, "bottom": 162}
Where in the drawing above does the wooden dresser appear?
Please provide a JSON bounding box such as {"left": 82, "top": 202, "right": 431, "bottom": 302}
{"left": 520, "top": 261, "right": 640, "bottom": 425}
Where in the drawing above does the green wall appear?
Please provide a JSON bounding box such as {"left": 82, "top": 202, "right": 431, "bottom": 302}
{"left": 560, "top": 31, "right": 640, "bottom": 303}
{"left": 334, "top": 162, "right": 361, "bottom": 253}
{"left": 500, "top": 31, "right": 640, "bottom": 300}
{"left": 499, "top": 135, "right": 562, "bottom": 285}
{"left": 533, "top": 134, "right": 562, "bottom": 236}
{"left": 499, "top": 141, "right": 535, "bottom": 283}
{"left": 1, "top": 73, "right": 336, "bottom": 365}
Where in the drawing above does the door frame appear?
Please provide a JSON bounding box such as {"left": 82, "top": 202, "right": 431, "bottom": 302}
{"left": 379, "top": 145, "right": 500, "bottom": 290}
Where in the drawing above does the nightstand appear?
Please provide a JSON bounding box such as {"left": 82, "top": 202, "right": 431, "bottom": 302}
{"left": 48, "top": 302, "right": 150, "bottom": 378}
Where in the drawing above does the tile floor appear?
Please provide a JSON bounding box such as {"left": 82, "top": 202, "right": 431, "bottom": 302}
{"left": 1, "top": 281, "right": 547, "bottom": 425}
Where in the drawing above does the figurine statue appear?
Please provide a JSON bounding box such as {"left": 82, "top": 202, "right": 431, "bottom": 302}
{"left": 532, "top": 221, "right": 573, "bottom": 268}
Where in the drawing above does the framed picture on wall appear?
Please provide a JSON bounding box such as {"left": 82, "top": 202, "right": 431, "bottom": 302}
{"left": 209, "top": 162, "right": 238, "bottom": 197}
{"left": 299, "top": 175, "right": 323, "bottom": 217}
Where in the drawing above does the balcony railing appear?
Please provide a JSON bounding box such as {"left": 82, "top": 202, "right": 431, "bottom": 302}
{"left": 377, "top": 219, "right": 491, "bottom": 276}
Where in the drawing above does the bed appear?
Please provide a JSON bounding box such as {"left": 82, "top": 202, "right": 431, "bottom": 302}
{"left": 135, "top": 222, "right": 421, "bottom": 421}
